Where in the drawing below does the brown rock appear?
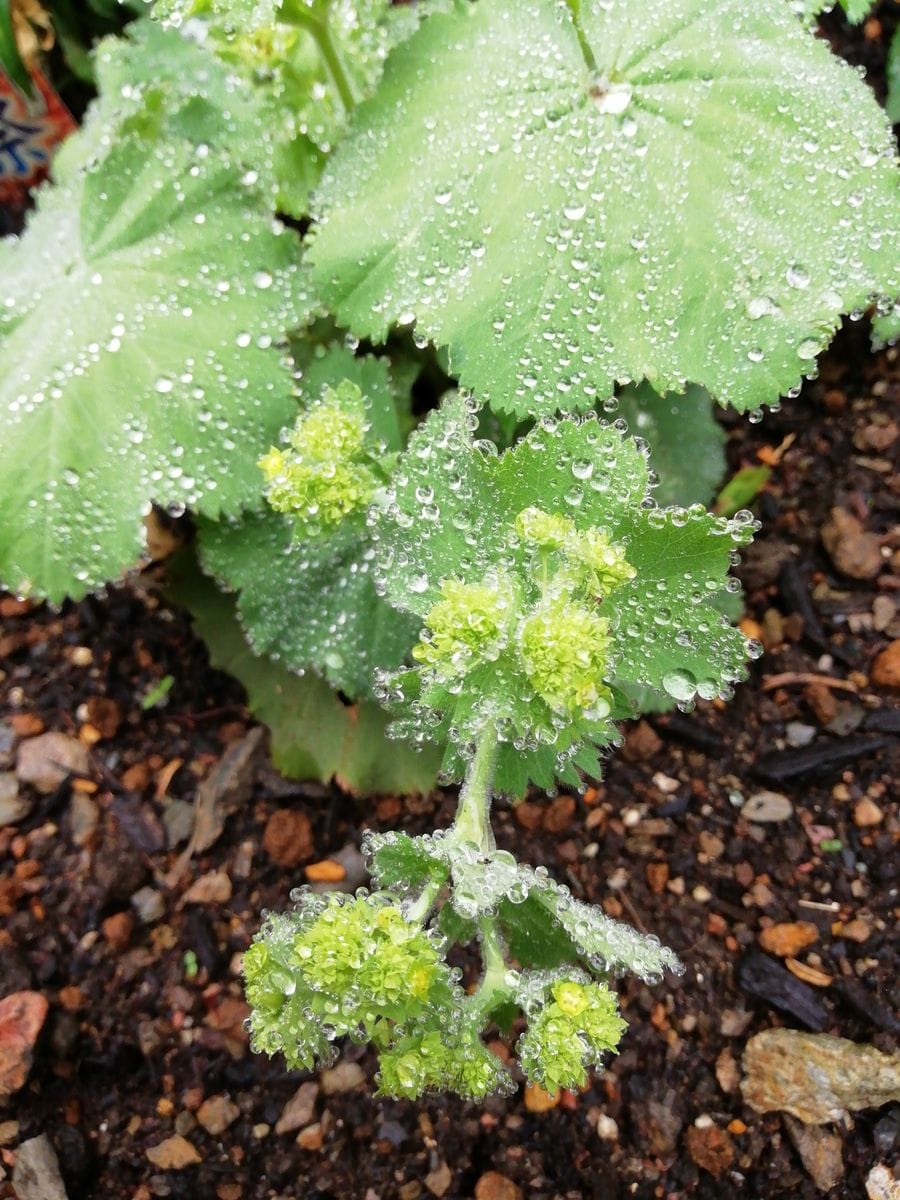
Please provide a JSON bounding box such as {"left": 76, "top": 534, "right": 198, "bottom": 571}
{"left": 101, "top": 911, "right": 134, "bottom": 951}
{"left": 16, "top": 732, "right": 90, "bottom": 793}
{"left": 296, "top": 1122, "right": 324, "bottom": 1151}
{"left": 854, "top": 797, "right": 884, "bottom": 828}
{"left": 305, "top": 859, "right": 346, "bottom": 882}
{"left": 513, "top": 801, "right": 542, "bottom": 831}
{"left": 543, "top": 794, "right": 576, "bottom": 833}
{"left": 145, "top": 1134, "right": 203, "bottom": 1169}
{"left": 871, "top": 640, "right": 900, "bottom": 689}
{"left": 821, "top": 508, "right": 882, "bottom": 580}
{"left": 784, "top": 1115, "right": 844, "bottom": 1191}
{"left": 84, "top": 697, "right": 122, "bottom": 739}
{"left": 474, "top": 1172, "right": 522, "bottom": 1200}
{"left": 621, "top": 720, "right": 662, "bottom": 762}
{"left": 319, "top": 1060, "right": 365, "bottom": 1094}
{"left": 741, "top": 1029, "right": 900, "bottom": 1124}
{"left": 840, "top": 918, "right": 872, "bottom": 943}
{"left": 196, "top": 1095, "right": 240, "bottom": 1136}
{"left": 183, "top": 870, "right": 232, "bottom": 905}
{"left": 758, "top": 921, "right": 818, "bottom": 957}
{"left": 263, "top": 809, "right": 314, "bottom": 867}
{"left": 804, "top": 682, "right": 838, "bottom": 725}
{"left": 0, "top": 992, "right": 49, "bottom": 1099}
{"left": 10, "top": 713, "right": 44, "bottom": 738}
{"left": 685, "top": 1123, "right": 734, "bottom": 1178}
{"left": 425, "top": 1161, "right": 453, "bottom": 1198}
{"left": 275, "top": 1082, "right": 319, "bottom": 1134}
{"left": 646, "top": 861, "right": 669, "bottom": 895}
{"left": 121, "top": 762, "right": 152, "bottom": 792}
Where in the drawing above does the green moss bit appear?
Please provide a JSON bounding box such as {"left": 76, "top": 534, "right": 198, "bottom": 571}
{"left": 413, "top": 575, "right": 516, "bottom": 679}
{"left": 377, "top": 1025, "right": 512, "bottom": 1101}
{"left": 514, "top": 506, "right": 575, "bottom": 550}
{"left": 564, "top": 527, "right": 636, "bottom": 596}
{"left": 259, "top": 380, "right": 377, "bottom": 530}
{"left": 517, "top": 980, "right": 627, "bottom": 1095}
{"left": 518, "top": 595, "right": 614, "bottom": 716}
{"left": 292, "top": 895, "right": 449, "bottom": 1013}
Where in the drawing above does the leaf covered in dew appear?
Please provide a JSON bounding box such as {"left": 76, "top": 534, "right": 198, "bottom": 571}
{"left": 310, "top": 0, "right": 899, "bottom": 416}
{"left": 0, "top": 134, "right": 306, "bottom": 602}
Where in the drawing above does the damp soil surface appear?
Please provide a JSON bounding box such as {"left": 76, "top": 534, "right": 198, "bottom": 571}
{"left": 1, "top": 319, "right": 898, "bottom": 1200}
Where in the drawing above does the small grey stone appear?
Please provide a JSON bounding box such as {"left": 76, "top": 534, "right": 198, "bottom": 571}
{"left": 785, "top": 722, "right": 816, "bottom": 748}
{"left": 12, "top": 1134, "right": 68, "bottom": 1200}
{"left": 741, "top": 790, "right": 793, "bottom": 823}
{"left": 162, "top": 799, "right": 195, "bottom": 848}
{"left": 68, "top": 793, "right": 99, "bottom": 847}
{"left": 17, "top": 733, "right": 89, "bottom": 794}
{"left": 130, "top": 886, "right": 165, "bottom": 925}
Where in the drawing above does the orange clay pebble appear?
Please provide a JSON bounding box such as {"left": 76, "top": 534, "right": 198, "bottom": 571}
{"left": 304, "top": 860, "right": 346, "bottom": 883}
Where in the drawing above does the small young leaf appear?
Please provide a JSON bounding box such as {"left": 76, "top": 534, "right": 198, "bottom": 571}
{"left": 0, "top": 134, "right": 306, "bottom": 601}
{"left": 715, "top": 464, "right": 773, "bottom": 518}
{"left": 310, "top": 0, "right": 899, "bottom": 416}
{"left": 365, "top": 831, "right": 449, "bottom": 893}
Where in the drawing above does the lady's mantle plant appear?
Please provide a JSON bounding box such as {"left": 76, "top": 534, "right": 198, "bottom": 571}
{"left": 245, "top": 398, "right": 758, "bottom": 1097}
{"left": 0, "top": 0, "right": 897, "bottom": 1092}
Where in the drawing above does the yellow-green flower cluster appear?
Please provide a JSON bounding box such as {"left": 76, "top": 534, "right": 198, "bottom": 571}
{"left": 243, "top": 895, "right": 457, "bottom": 1073}
{"left": 377, "top": 1026, "right": 512, "bottom": 1100}
{"left": 294, "top": 895, "right": 447, "bottom": 1010}
{"left": 412, "top": 575, "right": 515, "bottom": 678}
{"left": 517, "top": 980, "right": 627, "bottom": 1095}
{"left": 515, "top": 505, "right": 636, "bottom": 597}
{"left": 519, "top": 595, "right": 614, "bottom": 716}
{"left": 259, "top": 381, "right": 377, "bottom": 532}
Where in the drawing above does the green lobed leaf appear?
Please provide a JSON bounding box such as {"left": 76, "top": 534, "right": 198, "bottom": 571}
{"left": 197, "top": 346, "right": 417, "bottom": 697}
{"left": 615, "top": 383, "right": 726, "bottom": 507}
{"left": 0, "top": 134, "right": 306, "bottom": 601}
{"left": 310, "top": 0, "right": 899, "bottom": 417}
{"left": 165, "top": 550, "right": 440, "bottom": 792}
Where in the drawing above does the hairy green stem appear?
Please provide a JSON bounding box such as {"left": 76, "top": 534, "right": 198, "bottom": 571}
{"left": 452, "top": 723, "right": 498, "bottom": 852}
{"left": 280, "top": 1, "right": 358, "bottom": 113}
{"left": 468, "top": 917, "right": 512, "bottom": 1019}
{"left": 406, "top": 874, "right": 444, "bottom": 924}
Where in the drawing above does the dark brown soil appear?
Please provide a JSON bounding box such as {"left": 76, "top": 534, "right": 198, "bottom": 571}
{"left": 1, "top": 319, "right": 898, "bottom": 1200}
